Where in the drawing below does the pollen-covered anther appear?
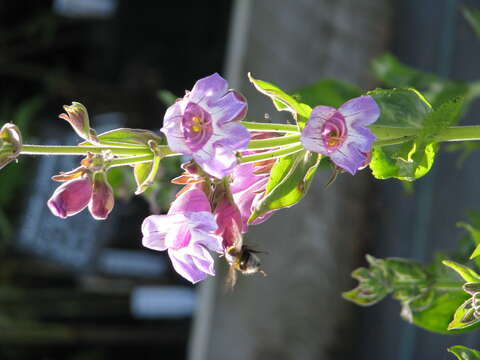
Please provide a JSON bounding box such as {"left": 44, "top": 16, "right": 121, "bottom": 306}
{"left": 191, "top": 116, "right": 203, "bottom": 132}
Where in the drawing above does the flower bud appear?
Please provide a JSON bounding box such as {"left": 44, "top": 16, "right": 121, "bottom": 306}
{"left": 214, "top": 195, "right": 243, "bottom": 249}
{"left": 47, "top": 175, "right": 93, "bottom": 218}
{"left": 88, "top": 172, "right": 114, "bottom": 220}
{"left": 0, "top": 123, "right": 22, "bottom": 170}
{"left": 59, "top": 102, "right": 97, "bottom": 142}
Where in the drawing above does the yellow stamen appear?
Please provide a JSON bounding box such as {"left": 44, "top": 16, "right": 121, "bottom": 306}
{"left": 191, "top": 116, "right": 203, "bottom": 133}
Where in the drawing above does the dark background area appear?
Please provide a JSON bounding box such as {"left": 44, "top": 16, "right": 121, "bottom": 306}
{"left": 0, "top": 1, "right": 231, "bottom": 359}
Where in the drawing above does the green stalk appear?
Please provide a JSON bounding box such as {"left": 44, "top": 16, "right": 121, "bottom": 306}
{"left": 370, "top": 125, "right": 480, "bottom": 143}
{"left": 247, "top": 134, "right": 301, "bottom": 150}
{"left": 20, "top": 144, "right": 153, "bottom": 156}
{"left": 108, "top": 155, "right": 154, "bottom": 168}
{"left": 239, "top": 144, "right": 304, "bottom": 164}
{"left": 241, "top": 121, "right": 299, "bottom": 133}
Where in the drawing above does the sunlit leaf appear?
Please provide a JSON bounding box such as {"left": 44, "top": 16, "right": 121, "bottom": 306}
{"left": 249, "top": 150, "right": 320, "bottom": 223}
{"left": 133, "top": 156, "right": 161, "bottom": 195}
{"left": 248, "top": 73, "right": 312, "bottom": 128}
{"left": 448, "top": 298, "right": 480, "bottom": 330}
{"left": 443, "top": 260, "right": 480, "bottom": 282}
{"left": 449, "top": 345, "right": 480, "bottom": 360}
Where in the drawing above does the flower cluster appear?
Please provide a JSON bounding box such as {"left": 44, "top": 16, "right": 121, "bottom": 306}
{"left": 48, "top": 153, "right": 114, "bottom": 220}
{"left": 40, "top": 73, "right": 379, "bottom": 284}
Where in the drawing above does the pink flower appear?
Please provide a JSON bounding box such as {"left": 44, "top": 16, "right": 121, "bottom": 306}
{"left": 141, "top": 187, "right": 223, "bottom": 284}
{"left": 47, "top": 170, "right": 114, "bottom": 220}
{"left": 230, "top": 158, "right": 276, "bottom": 232}
{"left": 213, "top": 195, "right": 243, "bottom": 249}
{"left": 301, "top": 96, "right": 380, "bottom": 174}
{"left": 161, "top": 73, "right": 250, "bottom": 179}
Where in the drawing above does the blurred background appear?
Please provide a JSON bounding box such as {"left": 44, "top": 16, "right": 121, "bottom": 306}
{"left": 1, "top": 0, "right": 480, "bottom": 359}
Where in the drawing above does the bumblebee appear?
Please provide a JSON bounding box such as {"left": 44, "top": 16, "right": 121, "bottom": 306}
{"left": 224, "top": 236, "right": 266, "bottom": 289}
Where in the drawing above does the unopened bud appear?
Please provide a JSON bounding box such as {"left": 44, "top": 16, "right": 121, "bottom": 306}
{"left": 59, "top": 102, "right": 97, "bottom": 142}
{"left": 47, "top": 174, "right": 93, "bottom": 218}
{"left": 89, "top": 172, "right": 114, "bottom": 220}
{"left": 0, "top": 123, "right": 22, "bottom": 170}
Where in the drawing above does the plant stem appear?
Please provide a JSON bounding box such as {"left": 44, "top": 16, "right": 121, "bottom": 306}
{"left": 374, "top": 136, "right": 415, "bottom": 147}
{"left": 370, "top": 125, "right": 480, "bottom": 143}
{"left": 435, "top": 126, "right": 480, "bottom": 142}
{"left": 241, "top": 121, "right": 299, "bottom": 133}
{"left": 20, "top": 144, "right": 154, "bottom": 156}
{"left": 108, "top": 155, "right": 154, "bottom": 168}
{"left": 247, "top": 134, "right": 301, "bottom": 150}
{"left": 239, "top": 144, "right": 304, "bottom": 164}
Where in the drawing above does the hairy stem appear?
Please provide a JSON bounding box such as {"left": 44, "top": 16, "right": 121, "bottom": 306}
{"left": 241, "top": 121, "right": 299, "bottom": 133}
{"left": 247, "top": 134, "right": 301, "bottom": 150}
{"left": 20, "top": 144, "right": 154, "bottom": 156}
{"left": 370, "top": 125, "right": 480, "bottom": 143}
{"left": 239, "top": 144, "right": 304, "bottom": 164}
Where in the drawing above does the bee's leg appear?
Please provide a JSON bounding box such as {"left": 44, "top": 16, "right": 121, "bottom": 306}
{"left": 259, "top": 269, "right": 267, "bottom": 277}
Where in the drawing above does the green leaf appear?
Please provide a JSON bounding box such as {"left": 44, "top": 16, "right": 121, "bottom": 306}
{"left": 457, "top": 221, "right": 480, "bottom": 259}
{"left": 364, "top": 87, "right": 434, "bottom": 181}
{"left": 369, "top": 88, "right": 432, "bottom": 127}
{"left": 463, "top": 7, "right": 480, "bottom": 38}
{"left": 344, "top": 255, "right": 470, "bottom": 333}
{"left": 249, "top": 150, "right": 320, "bottom": 223}
{"left": 370, "top": 141, "right": 437, "bottom": 181}
{"left": 133, "top": 156, "right": 161, "bottom": 195}
{"left": 420, "top": 97, "right": 464, "bottom": 142}
{"left": 80, "top": 128, "right": 163, "bottom": 148}
{"left": 449, "top": 345, "right": 480, "bottom": 360}
{"left": 294, "top": 79, "right": 361, "bottom": 108}
{"left": 442, "top": 260, "right": 480, "bottom": 282}
{"left": 448, "top": 298, "right": 480, "bottom": 330}
{"left": 412, "top": 291, "right": 469, "bottom": 333}
{"left": 248, "top": 73, "right": 312, "bottom": 128}
{"left": 369, "top": 90, "right": 463, "bottom": 182}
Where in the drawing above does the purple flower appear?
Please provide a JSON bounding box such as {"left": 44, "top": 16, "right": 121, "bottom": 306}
{"left": 300, "top": 96, "right": 380, "bottom": 174}
{"left": 47, "top": 170, "right": 115, "bottom": 220}
{"left": 161, "top": 73, "right": 250, "bottom": 179}
{"left": 142, "top": 187, "right": 223, "bottom": 284}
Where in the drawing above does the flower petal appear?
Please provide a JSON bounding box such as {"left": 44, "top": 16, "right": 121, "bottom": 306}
{"left": 161, "top": 101, "right": 192, "bottom": 154}
{"left": 193, "top": 143, "right": 238, "bottom": 179}
{"left": 300, "top": 105, "right": 337, "bottom": 155}
{"left": 189, "top": 73, "right": 228, "bottom": 105}
{"left": 189, "top": 245, "right": 216, "bottom": 275}
{"left": 215, "top": 121, "right": 251, "bottom": 151}
{"left": 185, "top": 211, "right": 219, "bottom": 233}
{"left": 141, "top": 214, "right": 184, "bottom": 251}
{"left": 330, "top": 142, "right": 367, "bottom": 175}
{"left": 338, "top": 95, "right": 380, "bottom": 126}
{"left": 168, "top": 249, "right": 209, "bottom": 284}
{"left": 348, "top": 123, "right": 376, "bottom": 153}
{"left": 169, "top": 187, "right": 211, "bottom": 215}
{"left": 47, "top": 176, "right": 92, "bottom": 219}
{"left": 209, "top": 90, "right": 248, "bottom": 125}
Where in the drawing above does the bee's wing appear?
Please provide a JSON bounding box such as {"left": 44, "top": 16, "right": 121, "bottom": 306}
{"left": 225, "top": 265, "right": 238, "bottom": 291}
